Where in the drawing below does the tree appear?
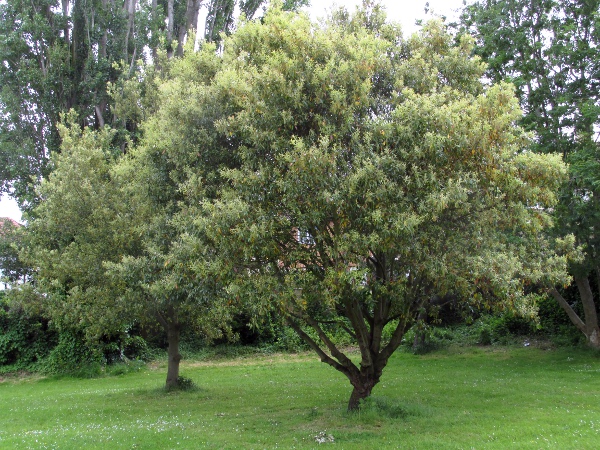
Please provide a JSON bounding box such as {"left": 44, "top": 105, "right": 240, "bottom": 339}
{"left": 105, "top": 40, "right": 237, "bottom": 388}
{"left": 0, "top": 218, "right": 29, "bottom": 287}
{"left": 166, "top": 3, "right": 570, "bottom": 410}
{"left": 19, "top": 108, "right": 233, "bottom": 386}
{"left": 0, "top": 0, "right": 144, "bottom": 204}
{"left": 21, "top": 116, "right": 141, "bottom": 344}
{"left": 0, "top": 0, "right": 308, "bottom": 207}
{"left": 459, "top": 0, "right": 600, "bottom": 348}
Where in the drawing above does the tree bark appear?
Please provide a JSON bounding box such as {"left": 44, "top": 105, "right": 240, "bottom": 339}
{"left": 156, "top": 307, "right": 182, "bottom": 389}
{"left": 99, "top": 0, "right": 108, "bottom": 58}
{"left": 176, "top": 0, "right": 201, "bottom": 56}
{"left": 151, "top": 0, "right": 158, "bottom": 61}
{"left": 167, "top": 0, "right": 174, "bottom": 58}
{"left": 550, "top": 276, "right": 600, "bottom": 349}
{"left": 347, "top": 376, "right": 376, "bottom": 411}
{"left": 62, "top": 0, "right": 70, "bottom": 43}
{"left": 123, "top": 0, "right": 136, "bottom": 61}
{"left": 166, "top": 320, "right": 182, "bottom": 388}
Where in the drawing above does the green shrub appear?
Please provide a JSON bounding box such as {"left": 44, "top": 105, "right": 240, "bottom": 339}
{"left": 536, "top": 293, "right": 587, "bottom": 345}
{"left": 122, "top": 335, "right": 150, "bottom": 360}
{"left": 103, "top": 333, "right": 151, "bottom": 363}
{"left": 164, "top": 376, "right": 197, "bottom": 392}
{"left": 40, "top": 330, "right": 103, "bottom": 375}
{"left": 105, "top": 359, "right": 146, "bottom": 376}
{"left": 399, "top": 311, "right": 540, "bottom": 353}
{"left": 0, "top": 294, "right": 57, "bottom": 372}
{"left": 271, "top": 326, "right": 309, "bottom": 352}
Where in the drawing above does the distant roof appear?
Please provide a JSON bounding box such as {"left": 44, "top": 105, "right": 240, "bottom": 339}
{"left": 0, "top": 217, "right": 21, "bottom": 233}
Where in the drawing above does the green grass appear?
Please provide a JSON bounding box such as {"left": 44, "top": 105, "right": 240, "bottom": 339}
{"left": 1, "top": 346, "right": 600, "bottom": 449}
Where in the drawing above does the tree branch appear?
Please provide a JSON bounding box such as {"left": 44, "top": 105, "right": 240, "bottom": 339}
{"left": 286, "top": 317, "right": 351, "bottom": 375}
{"left": 549, "top": 287, "right": 586, "bottom": 333}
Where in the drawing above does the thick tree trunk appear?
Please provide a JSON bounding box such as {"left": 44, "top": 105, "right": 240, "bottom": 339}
{"left": 287, "top": 299, "right": 411, "bottom": 412}
{"left": 347, "top": 375, "right": 377, "bottom": 411}
{"left": 167, "top": 0, "right": 174, "bottom": 58}
{"left": 123, "top": 0, "right": 136, "bottom": 61}
{"left": 156, "top": 307, "right": 182, "bottom": 389}
{"left": 550, "top": 276, "right": 600, "bottom": 349}
{"left": 62, "top": 0, "right": 70, "bottom": 43}
{"left": 165, "top": 320, "right": 182, "bottom": 388}
{"left": 575, "top": 277, "right": 600, "bottom": 349}
{"left": 99, "top": 0, "right": 108, "bottom": 59}
{"left": 151, "top": 0, "right": 158, "bottom": 61}
{"left": 175, "top": 0, "right": 201, "bottom": 56}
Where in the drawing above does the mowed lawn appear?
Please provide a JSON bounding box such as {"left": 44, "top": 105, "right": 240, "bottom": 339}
{"left": 1, "top": 346, "right": 599, "bottom": 449}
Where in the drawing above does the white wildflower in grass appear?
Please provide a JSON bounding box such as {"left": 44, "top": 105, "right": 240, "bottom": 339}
{"left": 314, "top": 431, "right": 334, "bottom": 444}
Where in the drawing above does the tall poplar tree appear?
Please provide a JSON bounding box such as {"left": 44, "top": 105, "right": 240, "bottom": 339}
{"left": 0, "top": 0, "right": 308, "bottom": 206}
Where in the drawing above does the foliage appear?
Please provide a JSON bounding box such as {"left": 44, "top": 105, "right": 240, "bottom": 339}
{"left": 0, "top": 0, "right": 308, "bottom": 207}
{"left": 40, "top": 330, "right": 104, "bottom": 376}
{"left": 204, "top": 0, "right": 309, "bottom": 44}
{"left": 458, "top": 0, "right": 600, "bottom": 347}
{"left": 0, "top": 219, "right": 30, "bottom": 285}
{"left": 0, "top": 292, "right": 56, "bottom": 372}
{"left": 536, "top": 289, "right": 591, "bottom": 346}
{"left": 19, "top": 106, "right": 234, "bottom": 386}
{"left": 400, "top": 314, "right": 532, "bottom": 352}
{"left": 105, "top": 359, "right": 147, "bottom": 376}
{"left": 22, "top": 116, "right": 139, "bottom": 341}
{"left": 172, "top": 3, "right": 570, "bottom": 409}
{"left": 0, "top": 0, "right": 142, "bottom": 204}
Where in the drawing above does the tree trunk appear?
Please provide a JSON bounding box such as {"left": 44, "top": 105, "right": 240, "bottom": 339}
{"left": 123, "top": 0, "right": 136, "bottom": 61}
{"left": 347, "top": 376, "right": 377, "bottom": 411}
{"left": 175, "top": 0, "right": 201, "bottom": 56}
{"left": 550, "top": 276, "right": 600, "bottom": 349}
{"left": 62, "top": 0, "right": 70, "bottom": 43}
{"left": 287, "top": 285, "right": 416, "bottom": 412}
{"left": 167, "top": 0, "right": 174, "bottom": 58}
{"left": 165, "top": 320, "right": 182, "bottom": 388}
{"left": 156, "top": 307, "right": 182, "bottom": 389}
{"left": 151, "top": 0, "right": 158, "bottom": 61}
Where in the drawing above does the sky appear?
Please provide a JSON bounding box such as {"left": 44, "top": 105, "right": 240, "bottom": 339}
{"left": 305, "top": 0, "right": 466, "bottom": 33}
{"left": 0, "top": 0, "right": 466, "bottom": 223}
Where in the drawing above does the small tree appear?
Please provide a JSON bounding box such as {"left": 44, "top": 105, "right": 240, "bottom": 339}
{"left": 191, "top": 4, "right": 570, "bottom": 410}
{"left": 23, "top": 112, "right": 230, "bottom": 387}
{"left": 0, "top": 218, "right": 29, "bottom": 287}
{"left": 106, "top": 41, "right": 237, "bottom": 388}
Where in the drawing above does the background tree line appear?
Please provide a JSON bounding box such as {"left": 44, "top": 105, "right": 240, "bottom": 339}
{"left": 458, "top": 0, "right": 600, "bottom": 348}
{"left": 0, "top": 0, "right": 308, "bottom": 206}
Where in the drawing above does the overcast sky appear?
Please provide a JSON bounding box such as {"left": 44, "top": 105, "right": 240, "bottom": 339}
{"left": 304, "top": 0, "right": 466, "bottom": 34}
{"left": 0, "top": 0, "right": 467, "bottom": 222}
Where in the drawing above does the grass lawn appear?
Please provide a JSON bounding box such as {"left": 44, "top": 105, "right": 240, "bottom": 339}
{"left": 1, "top": 346, "right": 599, "bottom": 449}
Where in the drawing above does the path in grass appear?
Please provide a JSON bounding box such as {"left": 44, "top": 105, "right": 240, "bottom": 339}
{"left": 1, "top": 347, "right": 599, "bottom": 449}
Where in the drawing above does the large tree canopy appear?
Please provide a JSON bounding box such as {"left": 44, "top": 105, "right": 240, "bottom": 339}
{"left": 149, "top": 3, "right": 571, "bottom": 410}
{"left": 459, "top": 0, "right": 600, "bottom": 348}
